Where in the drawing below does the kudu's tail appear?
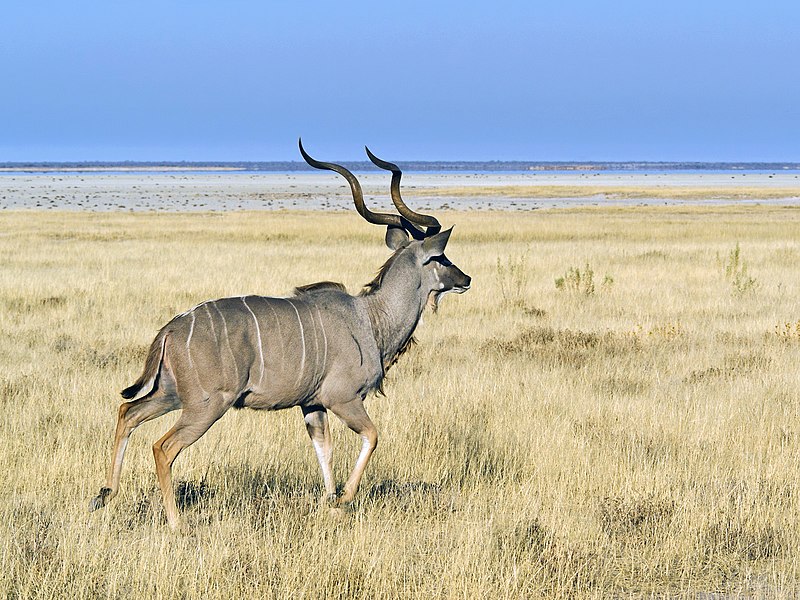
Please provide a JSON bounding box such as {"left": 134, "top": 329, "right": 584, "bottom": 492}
{"left": 121, "top": 329, "right": 168, "bottom": 401}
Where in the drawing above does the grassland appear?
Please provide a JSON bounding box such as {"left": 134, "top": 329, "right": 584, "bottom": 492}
{"left": 1, "top": 206, "right": 799, "bottom": 598}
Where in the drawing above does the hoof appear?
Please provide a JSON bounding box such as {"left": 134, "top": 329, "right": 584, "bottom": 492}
{"left": 88, "top": 487, "right": 112, "bottom": 512}
{"left": 336, "top": 494, "right": 354, "bottom": 506}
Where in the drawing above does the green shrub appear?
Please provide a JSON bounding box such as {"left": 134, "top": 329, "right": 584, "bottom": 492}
{"left": 556, "top": 262, "right": 613, "bottom": 296}
{"left": 723, "top": 242, "right": 757, "bottom": 296}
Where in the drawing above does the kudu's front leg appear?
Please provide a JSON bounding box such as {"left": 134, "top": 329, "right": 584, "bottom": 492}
{"left": 301, "top": 405, "right": 337, "bottom": 505}
{"left": 330, "top": 398, "right": 378, "bottom": 505}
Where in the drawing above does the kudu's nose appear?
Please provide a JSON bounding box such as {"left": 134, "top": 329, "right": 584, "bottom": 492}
{"left": 463, "top": 275, "right": 472, "bottom": 288}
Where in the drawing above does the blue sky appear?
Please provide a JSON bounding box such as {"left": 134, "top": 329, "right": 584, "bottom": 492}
{"left": 1, "top": 1, "right": 798, "bottom": 161}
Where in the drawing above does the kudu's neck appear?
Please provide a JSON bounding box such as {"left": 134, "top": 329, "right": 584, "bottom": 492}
{"left": 362, "top": 254, "right": 427, "bottom": 369}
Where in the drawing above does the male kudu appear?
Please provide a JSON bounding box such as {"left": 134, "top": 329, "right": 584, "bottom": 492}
{"left": 90, "top": 140, "right": 471, "bottom": 528}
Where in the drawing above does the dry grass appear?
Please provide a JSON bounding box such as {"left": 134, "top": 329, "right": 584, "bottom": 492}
{"left": 408, "top": 185, "right": 800, "bottom": 199}
{"left": 1, "top": 205, "right": 800, "bottom": 598}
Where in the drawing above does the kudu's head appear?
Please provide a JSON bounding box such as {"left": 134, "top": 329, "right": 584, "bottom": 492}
{"left": 299, "top": 139, "right": 471, "bottom": 311}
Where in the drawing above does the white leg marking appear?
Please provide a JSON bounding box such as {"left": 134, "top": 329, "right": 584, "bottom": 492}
{"left": 304, "top": 410, "right": 335, "bottom": 496}
{"left": 242, "top": 296, "right": 265, "bottom": 386}
{"left": 311, "top": 438, "right": 335, "bottom": 494}
{"left": 343, "top": 433, "right": 377, "bottom": 499}
{"left": 285, "top": 299, "right": 306, "bottom": 388}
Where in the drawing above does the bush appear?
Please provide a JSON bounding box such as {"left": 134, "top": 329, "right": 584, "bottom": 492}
{"left": 723, "top": 242, "right": 757, "bottom": 296}
{"left": 555, "top": 262, "right": 613, "bottom": 296}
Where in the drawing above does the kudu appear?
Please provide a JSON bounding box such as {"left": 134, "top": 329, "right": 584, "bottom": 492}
{"left": 89, "top": 140, "right": 471, "bottom": 528}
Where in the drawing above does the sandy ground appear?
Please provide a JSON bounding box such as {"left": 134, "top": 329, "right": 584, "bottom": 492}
{"left": 2, "top": 171, "right": 800, "bottom": 212}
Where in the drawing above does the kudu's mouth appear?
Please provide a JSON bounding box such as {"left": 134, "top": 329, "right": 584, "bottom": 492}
{"left": 453, "top": 276, "right": 471, "bottom": 293}
{"left": 427, "top": 283, "right": 470, "bottom": 312}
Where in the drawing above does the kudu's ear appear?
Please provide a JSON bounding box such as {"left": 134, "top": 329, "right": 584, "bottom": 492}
{"left": 385, "top": 226, "right": 410, "bottom": 250}
{"left": 422, "top": 227, "right": 452, "bottom": 260}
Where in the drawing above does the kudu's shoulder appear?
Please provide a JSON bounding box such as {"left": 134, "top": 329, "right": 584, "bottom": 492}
{"left": 289, "top": 283, "right": 366, "bottom": 314}
{"left": 293, "top": 281, "right": 348, "bottom": 297}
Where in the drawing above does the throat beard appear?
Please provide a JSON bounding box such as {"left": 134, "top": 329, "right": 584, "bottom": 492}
{"left": 426, "top": 290, "right": 440, "bottom": 313}
{"left": 427, "top": 289, "right": 459, "bottom": 313}
{"left": 384, "top": 334, "right": 417, "bottom": 371}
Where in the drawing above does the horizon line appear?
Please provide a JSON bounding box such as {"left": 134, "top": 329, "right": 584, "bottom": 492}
{"left": 2, "top": 159, "right": 800, "bottom": 173}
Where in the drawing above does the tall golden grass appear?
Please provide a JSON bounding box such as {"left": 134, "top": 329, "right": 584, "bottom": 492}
{"left": 1, "top": 206, "right": 799, "bottom": 598}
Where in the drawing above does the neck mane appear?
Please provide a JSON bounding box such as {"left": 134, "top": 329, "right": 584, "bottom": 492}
{"left": 360, "top": 250, "right": 426, "bottom": 372}
{"left": 359, "top": 250, "right": 402, "bottom": 297}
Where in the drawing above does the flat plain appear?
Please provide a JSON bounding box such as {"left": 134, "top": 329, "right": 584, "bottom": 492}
{"left": 2, "top": 170, "right": 799, "bottom": 211}
{"left": 1, "top": 199, "right": 800, "bottom": 598}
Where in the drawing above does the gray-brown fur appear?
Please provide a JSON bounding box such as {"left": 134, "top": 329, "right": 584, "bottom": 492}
{"left": 90, "top": 141, "right": 470, "bottom": 528}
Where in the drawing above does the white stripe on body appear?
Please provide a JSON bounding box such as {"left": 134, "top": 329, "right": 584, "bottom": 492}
{"left": 186, "top": 310, "right": 195, "bottom": 354}
{"left": 203, "top": 304, "right": 218, "bottom": 345}
{"left": 212, "top": 301, "right": 240, "bottom": 383}
{"left": 264, "top": 299, "right": 285, "bottom": 371}
{"left": 241, "top": 296, "right": 265, "bottom": 386}
{"left": 186, "top": 309, "right": 208, "bottom": 396}
{"left": 177, "top": 299, "right": 208, "bottom": 319}
{"left": 308, "top": 304, "right": 320, "bottom": 382}
{"left": 315, "top": 306, "right": 328, "bottom": 376}
{"left": 285, "top": 299, "right": 306, "bottom": 389}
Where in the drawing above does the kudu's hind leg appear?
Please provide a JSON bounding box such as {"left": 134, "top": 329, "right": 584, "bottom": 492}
{"left": 302, "top": 406, "right": 336, "bottom": 504}
{"left": 152, "top": 402, "right": 227, "bottom": 529}
{"left": 330, "top": 399, "right": 378, "bottom": 505}
{"left": 89, "top": 394, "right": 179, "bottom": 512}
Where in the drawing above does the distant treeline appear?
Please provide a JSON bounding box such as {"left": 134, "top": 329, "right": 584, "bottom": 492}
{"left": 2, "top": 161, "right": 800, "bottom": 172}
